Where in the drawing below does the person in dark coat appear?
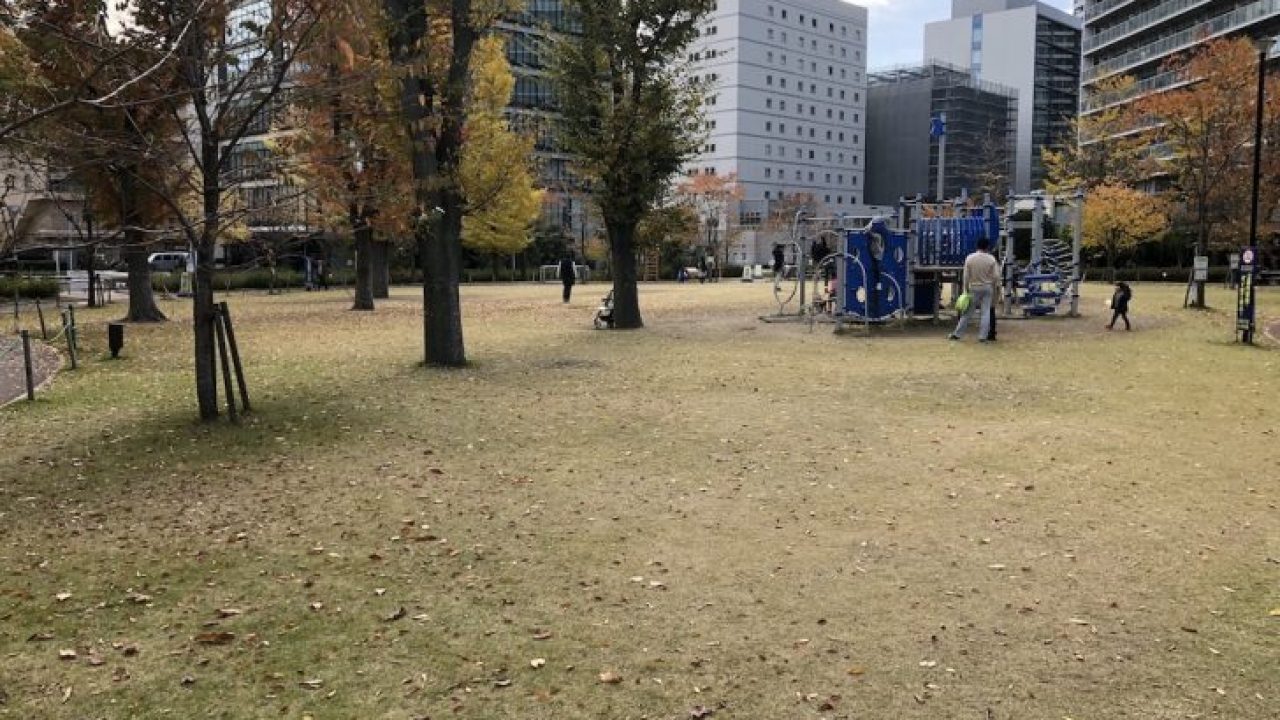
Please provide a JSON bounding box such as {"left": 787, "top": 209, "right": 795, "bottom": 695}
{"left": 559, "top": 254, "right": 577, "bottom": 303}
{"left": 1107, "top": 281, "right": 1132, "bottom": 330}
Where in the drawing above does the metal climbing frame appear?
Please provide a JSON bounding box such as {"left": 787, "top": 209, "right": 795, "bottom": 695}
{"left": 822, "top": 190, "right": 1085, "bottom": 324}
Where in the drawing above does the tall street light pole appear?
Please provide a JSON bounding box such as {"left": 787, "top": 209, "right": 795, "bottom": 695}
{"left": 1250, "top": 41, "right": 1268, "bottom": 254}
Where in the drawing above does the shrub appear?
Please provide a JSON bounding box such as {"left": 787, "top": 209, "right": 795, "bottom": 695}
{"left": 0, "top": 276, "right": 60, "bottom": 299}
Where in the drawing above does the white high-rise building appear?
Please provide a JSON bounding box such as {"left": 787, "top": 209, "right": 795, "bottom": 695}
{"left": 685, "top": 0, "right": 869, "bottom": 225}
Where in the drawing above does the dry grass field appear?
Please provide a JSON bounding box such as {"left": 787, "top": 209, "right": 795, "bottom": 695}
{"left": 1, "top": 280, "right": 1277, "bottom": 719}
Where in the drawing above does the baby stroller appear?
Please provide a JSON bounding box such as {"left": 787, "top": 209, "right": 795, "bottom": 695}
{"left": 594, "top": 289, "right": 615, "bottom": 329}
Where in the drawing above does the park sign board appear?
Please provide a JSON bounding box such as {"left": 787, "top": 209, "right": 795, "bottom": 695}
{"left": 1236, "top": 246, "right": 1258, "bottom": 343}
{"left": 1193, "top": 255, "right": 1209, "bottom": 281}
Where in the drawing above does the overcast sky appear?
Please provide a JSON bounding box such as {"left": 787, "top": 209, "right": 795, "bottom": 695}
{"left": 860, "top": 0, "right": 1075, "bottom": 70}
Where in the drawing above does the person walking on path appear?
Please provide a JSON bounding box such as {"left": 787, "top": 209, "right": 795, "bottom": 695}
{"left": 1107, "top": 281, "right": 1132, "bottom": 331}
{"left": 949, "top": 238, "right": 999, "bottom": 342}
{"left": 559, "top": 254, "right": 577, "bottom": 303}
{"left": 772, "top": 244, "right": 785, "bottom": 289}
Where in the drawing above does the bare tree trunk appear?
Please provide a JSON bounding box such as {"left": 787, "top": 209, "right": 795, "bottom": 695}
{"left": 86, "top": 242, "right": 98, "bottom": 308}
{"left": 422, "top": 192, "right": 466, "bottom": 364}
{"left": 372, "top": 239, "right": 390, "bottom": 298}
{"left": 125, "top": 246, "right": 166, "bottom": 321}
{"left": 607, "top": 219, "right": 643, "bottom": 329}
{"left": 352, "top": 224, "right": 375, "bottom": 310}
{"left": 193, "top": 236, "right": 218, "bottom": 421}
{"left": 120, "top": 171, "right": 166, "bottom": 322}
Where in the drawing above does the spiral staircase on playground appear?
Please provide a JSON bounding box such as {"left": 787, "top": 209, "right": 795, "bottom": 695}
{"left": 1004, "top": 193, "right": 1082, "bottom": 318}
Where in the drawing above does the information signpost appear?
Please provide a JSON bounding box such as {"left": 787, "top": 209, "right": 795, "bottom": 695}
{"left": 1236, "top": 247, "right": 1258, "bottom": 344}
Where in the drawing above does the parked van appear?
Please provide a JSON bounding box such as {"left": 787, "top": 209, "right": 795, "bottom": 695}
{"left": 149, "top": 252, "right": 191, "bottom": 272}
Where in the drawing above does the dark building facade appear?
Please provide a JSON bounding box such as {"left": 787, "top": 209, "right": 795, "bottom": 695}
{"left": 866, "top": 63, "right": 1017, "bottom": 205}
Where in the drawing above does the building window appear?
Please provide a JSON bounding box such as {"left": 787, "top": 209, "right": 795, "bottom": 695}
{"left": 765, "top": 168, "right": 772, "bottom": 179}
{"left": 768, "top": 28, "right": 774, "bottom": 39}
{"left": 766, "top": 75, "right": 773, "bottom": 86}
{"left": 766, "top": 98, "right": 773, "bottom": 109}
{"left": 808, "top": 172, "right": 814, "bottom": 181}
{"left": 780, "top": 100, "right": 787, "bottom": 111}
{"left": 766, "top": 121, "right": 773, "bottom": 132}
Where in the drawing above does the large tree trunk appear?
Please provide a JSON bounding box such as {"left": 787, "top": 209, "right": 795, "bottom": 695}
{"left": 120, "top": 172, "right": 166, "bottom": 322}
{"left": 372, "top": 239, "right": 390, "bottom": 298}
{"left": 422, "top": 191, "right": 466, "bottom": 365}
{"left": 352, "top": 224, "right": 375, "bottom": 310}
{"left": 125, "top": 246, "right": 166, "bottom": 322}
{"left": 607, "top": 219, "right": 643, "bottom": 329}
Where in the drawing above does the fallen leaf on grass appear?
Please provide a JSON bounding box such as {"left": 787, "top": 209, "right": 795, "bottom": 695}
{"left": 216, "top": 608, "right": 243, "bottom": 618}
{"left": 689, "top": 706, "right": 714, "bottom": 718}
{"left": 61, "top": 686, "right": 71, "bottom": 703}
{"left": 530, "top": 658, "right": 546, "bottom": 669}
{"left": 493, "top": 678, "right": 512, "bottom": 688}
{"left": 384, "top": 607, "right": 407, "bottom": 622}
{"left": 598, "top": 671, "right": 623, "bottom": 684}
{"left": 193, "top": 631, "right": 235, "bottom": 645}
{"left": 58, "top": 649, "right": 77, "bottom": 660}
{"left": 1269, "top": 607, "right": 1280, "bottom": 617}
{"left": 299, "top": 679, "right": 323, "bottom": 689}
{"left": 27, "top": 631, "right": 54, "bottom": 642}
{"left": 847, "top": 666, "right": 866, "bottom": 677}
{"left": 55, "top": 592, "right": 72, "bottom": 602}
{"left": 532, "top": 630, "right": 553, "bottom": 640}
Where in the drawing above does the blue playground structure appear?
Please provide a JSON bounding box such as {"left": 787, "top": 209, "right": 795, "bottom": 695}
{"left": 815, "top": 193, "right": 1083, "bottom": 324}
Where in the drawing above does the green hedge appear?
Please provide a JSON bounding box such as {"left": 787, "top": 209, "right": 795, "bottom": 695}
{"left": 0, "top": 276, "right": 60, "bottom": 299}
{"left": 151, "top": 268, "right": 360, "bottom": 292}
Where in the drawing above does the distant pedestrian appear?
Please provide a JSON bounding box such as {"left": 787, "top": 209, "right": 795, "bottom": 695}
{"left": 559, "top": 254, "right": 576, "bottom": 303}
{"left": 317, "top": 259, "right": 330, "bottom": 290}
{"left": 698, "top": 255, "right": 708, "bottom": 284}
{"left": 772, "top": 244, "right": 785, "bottom": 287}
{"left": 949, "top": 237, "right": 999, "bottom": 342}
{"left": 706, "top": 254, "right": 717, "bottom": 283}
{"left": 1107, "top": 281, "right": 1132, "bottom": 331}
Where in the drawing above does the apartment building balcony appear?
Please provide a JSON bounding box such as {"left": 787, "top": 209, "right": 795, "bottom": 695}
{"left": 1085, "top": 0, "right": 1140, "bottom": 24}
{"left": 1083, "top": 0, "right": 1280, "bottom": 84}
{"left": 1084, "top": 0, "right": 1216, "bottom": 54}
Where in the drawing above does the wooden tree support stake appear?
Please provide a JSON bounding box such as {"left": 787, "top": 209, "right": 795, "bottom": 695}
{"left": 218, "top": 302, "right": 250, "bottom": 412}
{"left": 213, "top": 306, "right": 238, "bottom": 423}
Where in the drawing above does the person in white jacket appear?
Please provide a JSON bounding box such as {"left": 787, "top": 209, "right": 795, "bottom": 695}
{"left": 949, "top": 238, "right": 999, "bottom": 343}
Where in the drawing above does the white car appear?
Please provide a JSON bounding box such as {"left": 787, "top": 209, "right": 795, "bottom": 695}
{"left": 148, "top": 252, "right": 191, "bottom": 272}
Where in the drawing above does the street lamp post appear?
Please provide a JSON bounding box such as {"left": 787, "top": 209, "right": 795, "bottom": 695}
{"left": 1244, "top": 38, "right": 1273, "bottom": 344}
{"left": 1250, "top": 42, "right": 1267, "bottom": 256}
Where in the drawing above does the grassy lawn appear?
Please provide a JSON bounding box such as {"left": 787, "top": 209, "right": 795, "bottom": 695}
{"left": 1, "top": 281, "right": 1277, "bottom": 719}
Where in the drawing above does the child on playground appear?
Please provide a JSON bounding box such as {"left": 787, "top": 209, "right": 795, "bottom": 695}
{"left": 1107, "top": 281, "right": 1132, "bottom": 331}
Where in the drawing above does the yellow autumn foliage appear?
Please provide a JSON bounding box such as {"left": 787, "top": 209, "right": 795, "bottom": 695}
{"left": 460, "top": 35, "right": 541, "bottom": 255}
{"left": 1083, "top": 184, "right": 1168, "bottom": 267}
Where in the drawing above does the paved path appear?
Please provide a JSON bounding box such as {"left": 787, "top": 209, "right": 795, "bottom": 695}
{"left": 0, "top": 334, "right": 61, "bottom": 407}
